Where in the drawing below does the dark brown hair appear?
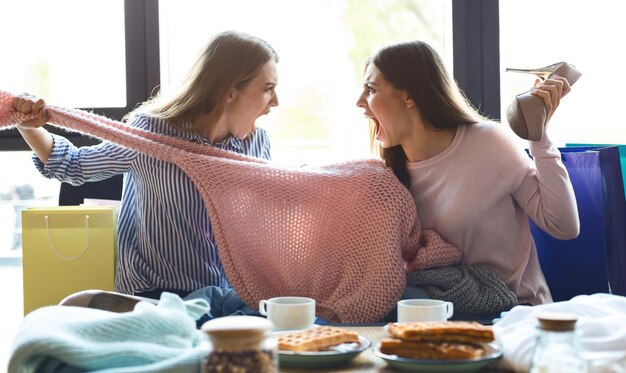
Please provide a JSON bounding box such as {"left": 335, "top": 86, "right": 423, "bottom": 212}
{"left": 128, "top": 31, "right": 278, "bottom": 136}
{"left": 367, "top": 41, "right": 484, "bottom": 188}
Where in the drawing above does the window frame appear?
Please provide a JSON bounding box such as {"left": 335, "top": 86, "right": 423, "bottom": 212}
{"left": 0, "top": 0, "right": 160, "bottom": 150}
{"left": 452, "top": 0, "right": 500, "bottom": 121}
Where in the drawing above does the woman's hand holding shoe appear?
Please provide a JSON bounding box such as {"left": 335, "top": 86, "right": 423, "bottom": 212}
{"left": 505, "top": 62, "right": 581, "bottom": 142}
{"left": 529, "top": 75, "right": 571, "bottom": 126}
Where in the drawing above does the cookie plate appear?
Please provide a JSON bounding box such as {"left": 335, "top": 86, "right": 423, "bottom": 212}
{"left": 278, "top": 335, "right": 371, "bottom": 368}
{"left": 374, "top": 342, "right": 502, "bottom": 372}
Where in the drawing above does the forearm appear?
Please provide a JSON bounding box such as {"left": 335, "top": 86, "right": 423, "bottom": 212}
{"left": 17, "top": 126, "right": 53, "bottom": 164}
{"left": 523, "top": 135, "right": 579, "bottom": 239}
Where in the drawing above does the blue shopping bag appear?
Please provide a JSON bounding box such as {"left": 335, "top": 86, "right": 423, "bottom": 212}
{"left": 529, "top": 146, "right": 626, "bottom": 301}
{"left": 566, "top": 143, "right": 626, "bottom": 197}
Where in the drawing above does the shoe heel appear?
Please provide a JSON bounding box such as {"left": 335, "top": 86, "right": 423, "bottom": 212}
{"left": 506, "top": 62, "right": 581, "bottom": 85}
{"left": 506, "top": 62, "right": 567, "bottom": 80}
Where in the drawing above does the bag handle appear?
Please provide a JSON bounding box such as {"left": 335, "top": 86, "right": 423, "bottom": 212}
{"left": 44, "top": 215, "right": 90, "bottom": 261}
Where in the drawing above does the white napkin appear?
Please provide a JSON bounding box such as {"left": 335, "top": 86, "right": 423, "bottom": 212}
{"left": 493, "top": 293, "right": 626, "bottom": 373}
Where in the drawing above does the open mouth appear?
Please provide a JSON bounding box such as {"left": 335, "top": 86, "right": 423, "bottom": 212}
{"left": 369, "top": 117, "right": 381, "bottom": 140}
{"left": 362, "top": 110, "right": 382, "bottom": 141}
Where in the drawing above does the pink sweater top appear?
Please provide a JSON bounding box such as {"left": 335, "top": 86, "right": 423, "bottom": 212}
{"left": 407, "top": 122, "right": 580, "bottom": 305}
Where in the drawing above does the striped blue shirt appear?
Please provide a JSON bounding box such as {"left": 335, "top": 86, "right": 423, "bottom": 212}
{"left": 34, "top": 115, "right": 272, "bottom": 294}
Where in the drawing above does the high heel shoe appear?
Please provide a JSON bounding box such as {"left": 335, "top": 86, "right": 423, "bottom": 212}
{"left": 505, "top": 62, "right": 581, "bottom": 141}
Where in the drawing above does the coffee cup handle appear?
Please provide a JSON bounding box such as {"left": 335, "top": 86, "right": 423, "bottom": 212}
{"left": 445, "top": 302, "right": 454, "bottom": 319}
{"left": 259, "top": 300, "right": 268, "bottom": 316}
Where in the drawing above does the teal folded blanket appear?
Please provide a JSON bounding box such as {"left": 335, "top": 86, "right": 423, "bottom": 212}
{"left": 9, "top": 293, "right": 210, "bottom": 373}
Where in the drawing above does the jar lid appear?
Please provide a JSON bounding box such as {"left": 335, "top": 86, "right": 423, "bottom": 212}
{"left": 536, "top": 313, "right": 578, "bottom": 331}
{"left": 201, "top": 315, "right": 273, "bottom": 341}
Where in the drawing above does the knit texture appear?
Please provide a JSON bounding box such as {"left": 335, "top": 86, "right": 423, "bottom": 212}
{"left": 9, "top": 293, "right": 209, "bottom": 373}
{"left": 0, "top": 91, "right": 461, "bottom": 322}
{"left": 406, "top": 264, "right": 518, "bottom": 314}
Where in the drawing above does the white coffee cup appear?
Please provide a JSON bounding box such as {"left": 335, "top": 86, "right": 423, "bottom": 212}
{"left": 258, "top": 296, "right": 316, "bottom": 331}
{"left": 397, "top": 299, "right": 454, "bottom": 323}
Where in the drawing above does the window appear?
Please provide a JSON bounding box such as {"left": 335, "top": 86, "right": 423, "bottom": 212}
{"left": 500, "top": 0, "right": 626, "bottom": 146}
{"left": 0, "top": 0, "right": 126, "bottom": 256}
{"left": 0, "top": 153, "right": 59, "bottom": 256}
{"left": 0, "top": 0, "right": 126, "bottom": 108}
{"left": 159, "top": 0, "right": 452, "bottom": 165}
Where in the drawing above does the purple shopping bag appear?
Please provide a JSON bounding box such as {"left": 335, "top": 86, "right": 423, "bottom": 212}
{"left": 529, "top": 146, "right": 626, "bottom": 301}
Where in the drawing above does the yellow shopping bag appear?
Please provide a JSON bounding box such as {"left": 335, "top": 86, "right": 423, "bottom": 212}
{"left": 21, "top": 206, "right": 117, "bottom": 315}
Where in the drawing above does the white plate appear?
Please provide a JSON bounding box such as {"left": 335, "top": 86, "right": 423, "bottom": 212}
{"left": 278, "top": 335, "right": 371, "bottom": 368}
{"left": 374, "top": 342, "right": 502, "bottom": 372}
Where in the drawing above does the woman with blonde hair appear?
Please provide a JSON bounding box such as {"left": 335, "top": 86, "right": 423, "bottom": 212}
{"left": 14, "top": 31, "right": 279, "bottom": 311}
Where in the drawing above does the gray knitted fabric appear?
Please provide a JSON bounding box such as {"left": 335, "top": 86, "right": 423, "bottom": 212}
{"left": 407, "top": 264, "right": 518, "bottom": 314}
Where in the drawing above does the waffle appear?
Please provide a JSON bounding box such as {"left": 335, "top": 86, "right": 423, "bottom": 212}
{"left": 379, "top": 338, "right": 487, "bottom": 360}
{"left": 387, "top": 321, "right": 494, "bottom": 344}
{"left": 277, "top": 326, "right": 360, "bottom": 352}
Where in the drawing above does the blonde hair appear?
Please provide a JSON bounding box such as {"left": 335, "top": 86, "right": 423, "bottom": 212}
{"left": 127, "top": 31, "right": 278, "bottom": 136}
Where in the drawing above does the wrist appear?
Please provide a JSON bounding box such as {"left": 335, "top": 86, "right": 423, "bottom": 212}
{"left": 16, "top": 124, "right": 44, "bottom": 133}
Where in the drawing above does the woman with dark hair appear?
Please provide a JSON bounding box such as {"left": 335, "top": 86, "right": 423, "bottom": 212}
{"left": 14, "top": 31, "right": 279, "bottom": 306}
{"left": 356, "top": 41, "right": 579, "bottom": 305}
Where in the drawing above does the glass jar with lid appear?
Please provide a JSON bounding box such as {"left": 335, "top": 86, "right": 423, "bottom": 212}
{"left": 201, "top": 315, "right": 277, "bottom": 373}
{"left": 529, "top": 313, "right": 587, "bottom": 373}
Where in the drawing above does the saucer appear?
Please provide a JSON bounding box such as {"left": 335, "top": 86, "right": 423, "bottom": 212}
{"left": 374, "top": 342, "right": 502, "bottom": 372}
{"left": 278, "top": 335, "right": 371, "bottom": 368}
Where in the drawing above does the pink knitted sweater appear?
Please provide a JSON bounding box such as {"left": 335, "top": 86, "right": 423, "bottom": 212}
{"left": 0, "top": 91, "right": 461, "bottom": 322}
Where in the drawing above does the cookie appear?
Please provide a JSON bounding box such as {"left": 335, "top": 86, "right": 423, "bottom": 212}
{"left": 379, "top": 337, "right": 487, "bottom": 360}
{"left": 387, "top": 321, "right": 494, "bottom": 344}
{"left": 278, "top": 326, "right": 360, "bottom": 352}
